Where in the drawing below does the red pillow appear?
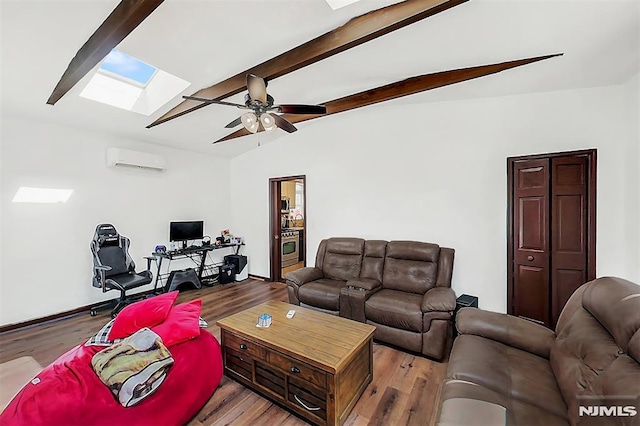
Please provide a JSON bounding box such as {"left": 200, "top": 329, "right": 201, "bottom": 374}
{"left": 108, "top": 291, "right": 179, "bottom": 340}
{"left": 152, "top": 299, "right": 202, "bottom": 347}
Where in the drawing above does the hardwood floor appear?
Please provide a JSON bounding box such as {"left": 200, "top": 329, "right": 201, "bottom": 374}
{"left": 281, "top": 261, "right": 305, "bottom": 277}
{"left": 0, "top": 280, "right": 447, "bottom": 425}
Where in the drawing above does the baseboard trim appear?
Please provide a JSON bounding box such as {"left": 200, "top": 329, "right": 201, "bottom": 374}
{"left": 248, "top": 274, "right": 269, "bottom": 281}
{"left": 0, "top": 289, "right": 156, "bottom": 334}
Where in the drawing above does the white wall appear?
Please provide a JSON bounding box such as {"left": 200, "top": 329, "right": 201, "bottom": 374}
{"left": 229, "top": 84, "right": 640, "bottom": 313}
{"left": 0, "top": 116, "right": 231, "bottom": 326}
{"left": 623, "top": 72, "right": 640, "bottom": 280}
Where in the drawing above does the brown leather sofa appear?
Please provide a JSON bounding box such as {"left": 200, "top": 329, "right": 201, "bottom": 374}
{"left": 437, "top": 276, "right": 640, "bottom": 425}
{"left": 286, "top": 237, "right": 456, "bottom": 360}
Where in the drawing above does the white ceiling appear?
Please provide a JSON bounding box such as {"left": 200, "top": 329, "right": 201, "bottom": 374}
{"left": 1, "top": 0, "right": 638, "bottom": 158}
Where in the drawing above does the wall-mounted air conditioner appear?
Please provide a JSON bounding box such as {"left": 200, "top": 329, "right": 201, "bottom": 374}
{"left": 106, "top": 147, "right": 166, "bottom": 171}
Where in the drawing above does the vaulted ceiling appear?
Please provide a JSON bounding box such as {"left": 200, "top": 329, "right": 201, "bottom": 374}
{"left": 1, "top": 0, "right": 638, "bottom": 158}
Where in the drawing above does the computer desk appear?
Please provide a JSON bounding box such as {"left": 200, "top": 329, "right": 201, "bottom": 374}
{"left": 149, "top": 243, "right": 244, "bottom": 292}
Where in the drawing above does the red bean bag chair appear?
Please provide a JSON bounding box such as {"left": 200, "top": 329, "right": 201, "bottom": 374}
{"left": 0, "top": 328, "right": 222, "bottom": 426}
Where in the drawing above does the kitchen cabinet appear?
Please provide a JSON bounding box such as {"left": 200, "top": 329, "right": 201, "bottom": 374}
{"left": 281, "top": 181, "right": 296, "bottom": 209}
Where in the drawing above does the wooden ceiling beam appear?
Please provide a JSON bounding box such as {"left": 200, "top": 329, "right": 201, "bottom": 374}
{"left": 47, "top": 0, "right": 165, "bottom": 105}
{"left": 213, "top": 54, "right": 563, "bottom": 143}
{"left": 146, "top": 0, "right": 470, "bottom": 128}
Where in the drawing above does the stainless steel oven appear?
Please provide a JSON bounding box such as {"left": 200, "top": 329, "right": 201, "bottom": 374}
{"left": 281, "top": 230, "right": 299, "bottom": 268}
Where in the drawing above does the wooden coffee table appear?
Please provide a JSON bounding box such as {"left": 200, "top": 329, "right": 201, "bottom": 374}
{"left": 217, "top": 300, "right": 376, "bottom": 426}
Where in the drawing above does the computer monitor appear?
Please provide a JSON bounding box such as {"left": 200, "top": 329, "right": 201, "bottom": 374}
{"left": 170, "top": 221, "right": 204, "bottom": 248}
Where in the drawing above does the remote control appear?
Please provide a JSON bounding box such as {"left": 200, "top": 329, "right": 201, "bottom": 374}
{"left": 286, "top": 309, "right": 296, "bottom": 319}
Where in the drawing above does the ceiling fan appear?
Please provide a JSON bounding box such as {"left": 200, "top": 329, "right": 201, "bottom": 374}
{"left": 183, "top": 74, "right": 327, "bottom": 135}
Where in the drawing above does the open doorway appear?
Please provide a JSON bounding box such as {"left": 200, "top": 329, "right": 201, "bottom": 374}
{"left": 269, "top": 175, "right": 306, "bottom": 282}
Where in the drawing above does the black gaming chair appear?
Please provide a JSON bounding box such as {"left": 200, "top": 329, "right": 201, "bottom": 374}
{"left": 90, "top": 224, "right": 153, "bottom": 317}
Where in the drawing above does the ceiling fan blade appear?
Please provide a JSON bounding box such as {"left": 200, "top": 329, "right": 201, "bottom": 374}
{"left": 271, "top": 114, "right": 298, "bottom": 133}
{"left": 225, "top": 116, "right": 243, "bottom": 128}
{"left": 182, "top": 96, "right": 245, "bottom": 108}
{"left": 274, "top": 104, "right": 327, "bottom": 115}
{"left": 247, "top": 74, "right": 267, "bottom": 104}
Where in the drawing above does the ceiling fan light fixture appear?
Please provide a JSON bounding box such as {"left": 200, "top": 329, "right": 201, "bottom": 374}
{"left": 260, "top": 113, "right": 277, "bottom": 132}
{"left": 241, "top": 112, "right": 259, "bottom": 133}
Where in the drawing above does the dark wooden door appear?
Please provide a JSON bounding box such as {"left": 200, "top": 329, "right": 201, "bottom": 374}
{"left": 269, "top": 179, "right": 283, "bottom": 282}
{"left": 550, "top": 156, "right": 589, "bottom": 328}
{"left": 508, "top": 150, "right": 596, "bottom": 329}
{"left": 269, "top": 175, "right": 307, "bottom": 283}
{"left": 513, "top": 159, "right": 551, "bottom": 326}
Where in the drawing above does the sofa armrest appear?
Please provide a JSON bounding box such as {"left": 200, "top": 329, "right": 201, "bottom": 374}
{"left": 285, "top": 267, "right": 324, "bottom": 287}
{"left": 346, "top": 278, "right": 381, "bottom": 292}
{"left": 456, "top": 308, "right": 556, "bottom": 359}
{"left": 286, "top": 267, "right": 324, "bottom": 305}
{"left": 422, "top": 287, "right": 456, "bottom": 312}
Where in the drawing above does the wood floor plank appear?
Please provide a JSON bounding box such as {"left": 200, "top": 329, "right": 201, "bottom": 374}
{"left": 398, "top": 377, "right": 437, "bottom": 425}
{"left": 0, "top": 279, "right": 448, "bottom": 425}
{"left": 343, "top": 413, "right": 371, "bottom": 426}
{"left": 367, "top": 386, "right": 405, "bottom": 426}
{"left": 352, "top": 343, "right": 405, "bottom": 419}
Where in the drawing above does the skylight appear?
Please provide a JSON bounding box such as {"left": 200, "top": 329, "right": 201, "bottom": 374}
{"left": 325, "top": 0, "right": 362, "bottom": 10}
{"left": 99, "top": 49, "right": 157, "bottom": 87}
{"left": 13, "top": 187, "right": 73, "bottom": 203}
{"left": 79, "top": 49, "right": 190, "bottom": 116}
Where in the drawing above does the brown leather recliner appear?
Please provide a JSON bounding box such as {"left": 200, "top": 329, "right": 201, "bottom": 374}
{"left": 287, "top": 238, "right": 456, "bottom": 360}
{"left": 437, "top": 276, "right": 640, "bottom": 425}
{"left": 340, "top": 240, "right": 455, "bottom": 360}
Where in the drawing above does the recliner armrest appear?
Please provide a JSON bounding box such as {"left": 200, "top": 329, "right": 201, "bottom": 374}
{"left": 456, "top": 308, "right": 557, "bottom": 359}
{"left": 346, "top": 278, "right": 381, "bottom": 292}
{"left": 422, "top": 287, "right": 456, "bottom": 312}
{"left": 285, "top": 267, "right": 324, "bottom": 287}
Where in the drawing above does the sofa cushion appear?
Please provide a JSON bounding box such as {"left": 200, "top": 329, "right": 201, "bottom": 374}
{"left": 447, "top": 335, "right": 568, "bottom": 418}
{"left": 439, "top": 380, "right": 568, "bottom": 426}
{"left": 321, "top": 238, "right": 364, "bottom": 281}
{"left": 360, "top": 240, "right": 387, "bottom": 282}
{"left": 365, "top": 289, "right": 423, "bottom": 332}
{"left": 382, "top": 241, "right": 439, "bottom": 294}
{"left": 366, "top": 320, "right": 423, "bottom": 353}
{"left": 386, "top": 240, "right": 440, "bottom": 262}
{"left": 298, "top": 278, "right": 346, "bottom": 311}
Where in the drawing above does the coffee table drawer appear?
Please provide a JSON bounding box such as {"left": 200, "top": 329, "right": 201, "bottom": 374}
{"left": 225, "top": 348, "right": 253, "bottom": 380}
{"left": 268, "top": 350, "right": 326, "bottom": 389}
{"left": 288, "top": 375, "right": 327, "bottom": 421}
{"left": 224, "top": 331, "right": 266, "bottom": 360}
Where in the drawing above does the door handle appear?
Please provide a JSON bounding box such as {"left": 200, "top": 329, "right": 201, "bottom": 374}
{"left": 527, "top": 255, "right": 534, "bottom": 261}
{"left": 275, "top": 235, "right": 280, "bottom": 240}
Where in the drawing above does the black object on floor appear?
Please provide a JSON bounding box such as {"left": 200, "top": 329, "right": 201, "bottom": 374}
{"left": 224, "top": 254, "right": 247, "bottom": 274}
{"left": 453, "top": 294, "right": 479, "bottom": 338}
{"left": 165, "top": 268, "right": 202, "bottom": 292}
{"left": 219, "top": 264, "right": 236, "bottom": 284}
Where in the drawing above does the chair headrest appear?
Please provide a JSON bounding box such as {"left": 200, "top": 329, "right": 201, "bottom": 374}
{"left": 94, "top": 223, "right": 120, "bottom": 246}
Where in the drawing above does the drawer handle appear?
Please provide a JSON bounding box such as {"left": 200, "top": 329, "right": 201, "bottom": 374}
{"left": 290, "top": 366, "right": 300, "bottom": 374}
{"left": 239, "top": 343, "right": 247, "bottom": 350}
{"left": 527, "top": 255, "right": 534, "bottom": 261}
{"left": 294, "top": 394, "right": 321, "bottom": 412}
